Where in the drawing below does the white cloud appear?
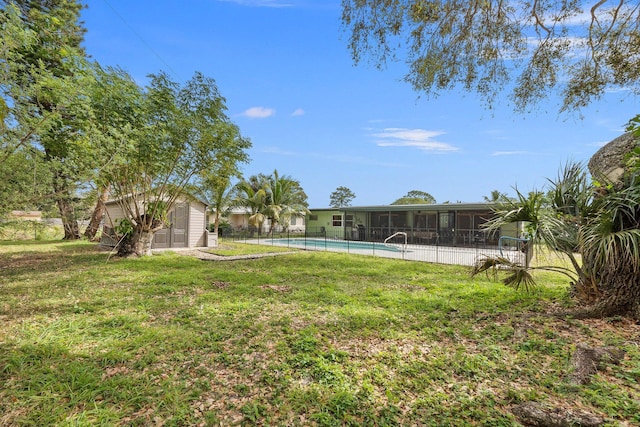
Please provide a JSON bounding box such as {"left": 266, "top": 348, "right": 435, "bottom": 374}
{"left": 371, "top": 128, "right": 458, "bottom": 153}
{"left": 290, "top": 108, "right": 305, "bottom": 117}
{"left": 217, "top": 0, "right": 292, "bottom": 7}
{"left": 242, "top": 106, "right": 276, "bottom": 119}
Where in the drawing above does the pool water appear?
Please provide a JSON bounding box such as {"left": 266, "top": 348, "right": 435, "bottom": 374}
{"left": 265, "top": 238, "right": 405, "bottom": 253}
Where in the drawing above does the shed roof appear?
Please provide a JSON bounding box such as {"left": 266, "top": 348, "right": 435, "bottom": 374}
{"left": 105, "top": 192, "right": 209, "bottom": 207}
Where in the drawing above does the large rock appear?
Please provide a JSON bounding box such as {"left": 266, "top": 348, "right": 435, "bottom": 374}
{"left": 588, "top": 133, "right": 639, "bottom": 187}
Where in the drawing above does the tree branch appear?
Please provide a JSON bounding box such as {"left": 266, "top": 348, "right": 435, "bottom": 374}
{"left": 532, "top": 0, "right": 551, "bottom": 35}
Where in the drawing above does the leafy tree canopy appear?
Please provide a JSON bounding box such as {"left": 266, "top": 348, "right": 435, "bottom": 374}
{"left": 329, "top": 186, "right": 356, "bottom": 207}
{"left": 106, "top": 71, "right": 251, "bottom": 256}
{"left": 342, "top": 0, "right": 640, "bottom": 112}
{"left": 392, "top": 190, "right": 436, "bottom": 205}
{"left": 233, "top": 170, "right": 309, "bottom": 234}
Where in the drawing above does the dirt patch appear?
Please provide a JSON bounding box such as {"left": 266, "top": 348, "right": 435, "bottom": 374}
{"left": 212, "top": 281, "right": 231, "bottom": 289}
{"left": 260, "top": 284, "right": 292, "bottom": 293}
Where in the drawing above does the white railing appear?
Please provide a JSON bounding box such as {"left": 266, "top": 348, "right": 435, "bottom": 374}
{"left": 384, "top": 231, "right": 407, "bottom": 252}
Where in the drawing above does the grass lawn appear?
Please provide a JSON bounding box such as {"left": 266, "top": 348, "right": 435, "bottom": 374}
{"left": 0, "top": 241, "right": 638, "bottom": 426}
{"left": 208, "top": 241, "right": 299, "bottom": 256}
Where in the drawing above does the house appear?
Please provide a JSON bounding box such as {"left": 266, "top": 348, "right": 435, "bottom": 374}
{"left": 100, "top": 196, "right": 217, "bottom": 249}
{"left": 9, "top": 210, "right": 43, "bottom": 221}
{"left": 306, "top": 202, "right": 522, "bottom": 247}
{"left": 210, "top": 207, "right": 306, "bottom": 235}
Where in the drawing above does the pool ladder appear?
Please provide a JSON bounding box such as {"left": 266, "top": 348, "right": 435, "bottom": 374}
{"left": 384, "top": 232, "right": 408, "bottom": 252}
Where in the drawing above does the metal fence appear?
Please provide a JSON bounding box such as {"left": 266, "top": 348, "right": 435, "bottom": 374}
{"left": 221, "top": 227, "right": 530, "bottom": 267}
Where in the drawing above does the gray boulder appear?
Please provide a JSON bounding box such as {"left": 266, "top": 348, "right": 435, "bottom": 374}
{"left": 587, "top": 133, "right": 639, "bottom": 187}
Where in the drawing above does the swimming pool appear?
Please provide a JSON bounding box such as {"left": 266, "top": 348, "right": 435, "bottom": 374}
{"left": 263, "top": 238, "right": 405, "bottom": 253}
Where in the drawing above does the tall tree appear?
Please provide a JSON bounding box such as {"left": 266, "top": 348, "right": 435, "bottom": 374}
{"left": 329, "top": 186, "right": 356, "bottom": 207}
{"left": 194, "top": 147, "right": 249, "bottom": 236}
{"left": 82, "top": 65, "right": 144, "bottom": 241}
{"left": 392, "top": 190, "right": 436, "bottom": 205}
{"left": 199, "top": 174, "right": 235, "bottom": 236}
{"left": 2, "top": 0, "right": 91, "bottom": 239}
{"left": 342, "top": 1, "right": 640, "bottom": 112}
{"left": 1, "top": 3, "right": 53, "bottom": 216}
{"left": 105, "top": 71, "right": 251, "bottom": 256}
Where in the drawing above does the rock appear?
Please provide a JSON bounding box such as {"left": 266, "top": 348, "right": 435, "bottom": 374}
{"left": 587, "top": 133, "right": 639, "bottom": 187}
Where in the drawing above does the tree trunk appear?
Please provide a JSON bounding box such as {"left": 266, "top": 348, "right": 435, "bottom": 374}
{"left": 53, "top": 173, "right": 80, "bottom": 240}
{"left": 213, "top": 211, "right": 220, "bottom": 235}
{"left": 84, "top": 185, "right": 110, "bottom": 241}
{"left": 570, "top": 258, "right": 640, "bottom": 319}
{"left": 133, "top": 229, "right": 154, "bottom": 257}
{"left": 116, "top": 218, "right": 162, "bottom": 257}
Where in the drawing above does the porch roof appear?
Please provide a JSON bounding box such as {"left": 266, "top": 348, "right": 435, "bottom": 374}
{"left": 338, "top": 202, "right": 496, "bottom": 213}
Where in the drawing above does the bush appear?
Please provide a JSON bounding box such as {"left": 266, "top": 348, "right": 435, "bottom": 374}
{"left": 0, "top": 220, "right": 64, "bottom": 240}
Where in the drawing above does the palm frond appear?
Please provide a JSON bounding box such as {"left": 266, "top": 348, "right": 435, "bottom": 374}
{"left": 472, "top": 256, "right": 538, "bottom": 292}
{"left": 583, "top": 228, "right": 640, "bottom": 275}
{"left": 547, "top": 161, "right": 593, "bottom": 218}
{"left": 502, "top": 267, "right": 537, "bottom": 292}
{"left": 482, "top": 187, "right": 546, "bottom": 236}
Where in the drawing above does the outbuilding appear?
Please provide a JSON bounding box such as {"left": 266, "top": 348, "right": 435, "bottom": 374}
{"left": 100, "top": 196, "right": 217, "bottom": 249}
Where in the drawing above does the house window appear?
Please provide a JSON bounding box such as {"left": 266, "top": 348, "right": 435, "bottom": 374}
{"left": 332, "top": 215, "right": 342, "bottom": 227}
{"left": 291, "top": 216, "right": 297, "bottom": 226}
{"left": 309, "top": 214, "right": 318, "bottom": 221}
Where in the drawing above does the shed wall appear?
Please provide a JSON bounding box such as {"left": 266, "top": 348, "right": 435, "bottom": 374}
{"left": 189, "top": 202, "right": 208, "bottom": 247}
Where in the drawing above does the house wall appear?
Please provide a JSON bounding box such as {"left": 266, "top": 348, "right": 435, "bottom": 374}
{"left": 306, "top": 209, "right": 343, "bottom": 235}
{"left": 499, "top": 222, "right": 521, "bottom": 239}
{"left": 290, "top": 216, "right": 305, "bottom": 232}
{"left": 10, "top": 211, "right": 42, "bottom": 221}
{"left": 218, "top": 211, "right": 305, "bottom": 233}
{"left": 228, "top": 212, "right": 252, "bottom": 230}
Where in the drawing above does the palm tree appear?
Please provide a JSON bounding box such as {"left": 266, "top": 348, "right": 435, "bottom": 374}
{"left": 233, "top": 178, "right": 267, "bottom": 235}
{"left": 483, "top": 190, "right": 507, "bottom": 203}
{"left": 474, "top": 161, "right": 640, "bottom": 318}
{"left": 193, "top": 173, "right": 235, "bottom": 235}
{"left": 263, "top": 169, "right": 309, "bottom": 235}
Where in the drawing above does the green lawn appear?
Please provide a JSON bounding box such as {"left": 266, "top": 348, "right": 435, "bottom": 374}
{"left": 209, "top": 241, "right": 298, "bottom": 256}
{"left": 1, "top": 241, "right": 638, "bottom": 426}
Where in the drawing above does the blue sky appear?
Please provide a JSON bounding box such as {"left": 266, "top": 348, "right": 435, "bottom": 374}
{"left": 81, "top": 0, "right": 636, "bottom": 208}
